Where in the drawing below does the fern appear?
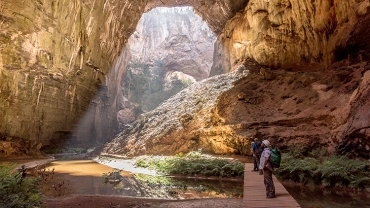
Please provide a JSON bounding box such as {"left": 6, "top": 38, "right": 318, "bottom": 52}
{"left": 275, "top": 154, "right": 319, "bottom": 184}
{"left": 315, "top": 156, "right": 369, "bottom": 187}
{"left": 275, "top": 152, "right": 370, "bottom": 189}
{"left": 350, "top": 176, "right": 370, "bottom": 188}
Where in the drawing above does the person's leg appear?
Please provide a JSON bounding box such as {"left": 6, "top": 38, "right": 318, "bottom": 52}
{"left": 256, "top": 155, "right": 260, "bottom": 171}
{"left": 264, "top": 168, "right": 275, "bottom": 198}
{"left": 253, "top": 155, "right": 257, "bottom": 171}
{"left": 263, "top": 169, "right": 268, "bottom": 196}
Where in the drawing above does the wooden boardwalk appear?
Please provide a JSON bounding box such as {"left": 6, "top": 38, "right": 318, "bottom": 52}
{"left": 243, "top": 163, "right": 301, "bottom": 208}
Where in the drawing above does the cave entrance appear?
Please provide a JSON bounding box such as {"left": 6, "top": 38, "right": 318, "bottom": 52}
{"left": 117, "top": 6, "right": 216, "bottom": 128}
{"left": 71, "top": 6, "right": 216, "bottom": 146}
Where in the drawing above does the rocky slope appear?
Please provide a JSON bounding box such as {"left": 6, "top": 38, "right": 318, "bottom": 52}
{"left": 103, "top": 67, "right": 250, "bottom": 156}
{"left": 104, "top": 59, "right": 370, "bottom": 159}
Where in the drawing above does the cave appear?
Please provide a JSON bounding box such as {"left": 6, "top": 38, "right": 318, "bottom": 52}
{"left": 0, "top": 0, "right": 370, "bottom": 159}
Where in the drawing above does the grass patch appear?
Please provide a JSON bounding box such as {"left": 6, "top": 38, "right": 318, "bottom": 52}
{"left": 134, "top": 151, "right": 244, "bottom": 178}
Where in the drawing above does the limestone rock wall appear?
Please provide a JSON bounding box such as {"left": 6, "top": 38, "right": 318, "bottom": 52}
{"left": 0, "top": 0, "right": 248, "bottom": 148}
{"left": 0, "top": 0, "right": 145, "bottom": 145}
{"left": 211, "top": 0, "right": 370, "bottom": 75}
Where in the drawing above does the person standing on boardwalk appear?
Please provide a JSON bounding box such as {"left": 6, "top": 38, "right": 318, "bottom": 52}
{"left": 259, "top": 139, "right": 275, "bottom": 198}
{"left": 252, "top": 138, "right": 262, "bottom": 171}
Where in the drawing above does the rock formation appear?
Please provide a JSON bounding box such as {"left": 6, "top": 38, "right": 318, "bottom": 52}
{"left": 211, "top": 0, "right": 370, "bottom": 75}
{"left": 129, "top": 6, "right": 215, "bottom": 80}
{"left": 104, "top": 59, "right": 370, "bottom": 159}
{"left": 120, "top": 6, "right": 215, "bottom": 117}
{"left": 0, "top": 0, "right": 247, "bottom": 153}
{"left": 1, "top": 0, "right": 370, "bottom": 159}
{"left": 103, "top": 68, "right": 250, "bottom": 156}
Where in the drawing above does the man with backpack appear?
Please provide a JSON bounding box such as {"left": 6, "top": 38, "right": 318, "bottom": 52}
{"left": 259, "top": 139, "right": 276, "bottom": 198}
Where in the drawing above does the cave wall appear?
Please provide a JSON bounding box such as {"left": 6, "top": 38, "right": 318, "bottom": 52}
{"left": 0, "top": 0, "right": 249, "bottom": 148}
{"left": 0, "top": 0, "right": 145, "bottom": 146}
{"left": 1, "top": 0, "right": 369, "bottom": 156}
{"left": 211, "top": 0, "right": 370, "bottom": 75}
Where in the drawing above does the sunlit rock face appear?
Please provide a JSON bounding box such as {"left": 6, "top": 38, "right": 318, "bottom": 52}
{"left": 211, "top": 0, "right": 370, "bottom": 75}
{"left": 119, "top": 7, "right": 215, "bottom": 117}
{"left": 129, "top": 7, "right": 215, "bottom": 80}
{"left": 104, "top": 60, "right": 370, "bottom": 159}
{"left": 103, "top": 69, "right": 250, "bottom": 156}
{"left": 0, "top": 0, "right": 144, "bottom": 147}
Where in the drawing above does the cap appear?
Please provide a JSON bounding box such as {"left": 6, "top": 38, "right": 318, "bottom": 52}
{"left": 262, "top": 140, "right": 270, "bottom": 147}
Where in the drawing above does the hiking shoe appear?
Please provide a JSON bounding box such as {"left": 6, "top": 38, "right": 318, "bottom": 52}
{"left": 266, "top": 195, "right": 276, "bottom": 198}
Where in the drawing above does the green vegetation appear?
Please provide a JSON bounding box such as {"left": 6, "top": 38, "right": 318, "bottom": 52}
{"left": 275, "top": 150, "right": 370, "bottom": 189}
{"left": 134, "top": 151, "right": 244, "bottom": 178}
{"left": 0, "top": 163, "right": 41, "bottom": 208}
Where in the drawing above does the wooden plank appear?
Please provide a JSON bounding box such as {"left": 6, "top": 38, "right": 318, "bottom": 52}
{"left": 243, "top": 163, "right": 301, "bottom": 208}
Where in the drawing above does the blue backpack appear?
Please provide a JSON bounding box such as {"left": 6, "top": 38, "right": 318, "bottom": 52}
{"left": 254, "top": 141, "right": 263, "bottom": 156}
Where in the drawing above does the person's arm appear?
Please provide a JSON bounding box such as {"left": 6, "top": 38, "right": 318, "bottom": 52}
{"left": 262, "top": 153, "right": 270, "bottom": 169}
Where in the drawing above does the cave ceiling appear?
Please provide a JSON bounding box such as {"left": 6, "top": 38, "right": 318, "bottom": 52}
{"left": 145, "top": 0, "right": 250, "bottom": 33}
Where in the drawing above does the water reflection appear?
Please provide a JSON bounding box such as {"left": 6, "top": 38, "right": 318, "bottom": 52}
{"left": 42, "top": 160, "right": 243, "bottom": 199}
{"left": 133, "top": 174, "right": 243, "bottom": 199}
{"left": 42, "top": 160, "right": 139, "bottom": 197}
{"left": 42, "top": 159, "right": 370, "bottom": 207}
{"left": 283, "top": 182, "right": 370, "bottom": 208}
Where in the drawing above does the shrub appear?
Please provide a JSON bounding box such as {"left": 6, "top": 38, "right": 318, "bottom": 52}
{"left": 0, "top": 163, "right": 41, "bottom": 208}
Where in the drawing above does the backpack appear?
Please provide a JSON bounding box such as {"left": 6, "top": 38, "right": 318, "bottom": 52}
{"left": 270, "top": 147, "right": 281, "bottom": 168}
